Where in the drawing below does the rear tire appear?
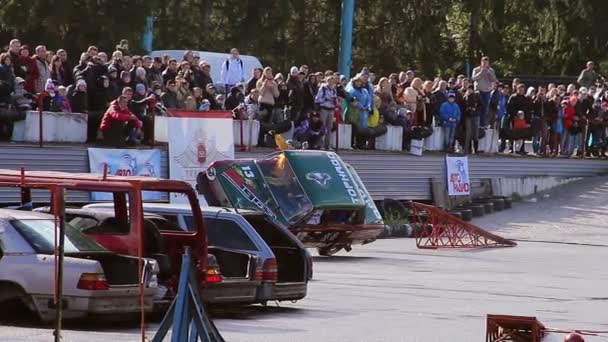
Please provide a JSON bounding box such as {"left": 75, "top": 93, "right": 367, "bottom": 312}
{"left": 317, "top": 245, "right": 343, "bottom": 256}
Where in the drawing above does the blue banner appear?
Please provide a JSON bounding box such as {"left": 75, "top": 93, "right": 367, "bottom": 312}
{"left": 87, "top": 148, "right": 163, "bottom": 201}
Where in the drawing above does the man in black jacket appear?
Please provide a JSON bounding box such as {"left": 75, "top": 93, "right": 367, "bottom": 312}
{"left": 286, "top": 66, "right": 304, "bottom": 122}
{"left": 505, "top": 83, "right": 532, "bottom": 153}
{"left": 194, "top": 61, "right": 214, "bottom": 90}
{"left": 8, "top": 39, "right": 25, "bottom": 79}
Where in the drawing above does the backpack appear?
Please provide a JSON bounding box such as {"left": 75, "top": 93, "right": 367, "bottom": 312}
{"left": 225, "top": 59, "right": 243, "bottom": 72}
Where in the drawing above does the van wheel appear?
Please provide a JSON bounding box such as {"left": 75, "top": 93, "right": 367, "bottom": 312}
{"left": 318, "top": 245, "right": 343, "bottom": 256}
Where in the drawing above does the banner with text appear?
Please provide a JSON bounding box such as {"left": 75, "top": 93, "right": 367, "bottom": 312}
{"left": 446, "top": 156, "right": 471, "bottom": 196}
{"left": 168, "top": 115, "right": 234, "bottom": 205}
{"left": 88, "top": 148, "right": 162, "bottom": 201}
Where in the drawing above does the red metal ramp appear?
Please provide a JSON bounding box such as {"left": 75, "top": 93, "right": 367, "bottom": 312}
{"left": 486, "top": 315, "right": 546, "bottom": 342}
{"left": 411, "top": 202, "right": 517, "bottom": 249}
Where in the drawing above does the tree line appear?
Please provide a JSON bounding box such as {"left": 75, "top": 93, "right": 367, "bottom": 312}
{"left": 1, "top": 0, "right": 607, "bottom": 78}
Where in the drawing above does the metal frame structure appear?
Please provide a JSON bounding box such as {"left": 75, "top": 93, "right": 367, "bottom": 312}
{"left": 411, "top": 202, "right": 517, "bottom": 249}
{"left": 486, "top": 315, "right": 546, "bottom": 342}
{"left": 0, "top": 168, "right": 208, "bottom": 342}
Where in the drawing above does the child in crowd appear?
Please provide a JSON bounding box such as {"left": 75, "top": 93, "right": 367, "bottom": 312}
{"left": 11, "top": 77, "right": 34, "bottom": 110}
{"left": 439, "top": 92, "right": 461, "bottom": 152}
{"left": 184, "top": 96, "right": 197, "bottom": 111}
{"left": 56, "top": 86, "right": 72, "bottom": 112}
{"left": 199, "top": 99, "right": 211, "bottom": 111}
{"left": 512, "top": 110, "right": 530, "bottom": 152}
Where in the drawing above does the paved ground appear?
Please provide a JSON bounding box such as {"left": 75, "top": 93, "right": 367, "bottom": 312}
{"left": 2, "top": 177, "right": 608, "bottom": 341}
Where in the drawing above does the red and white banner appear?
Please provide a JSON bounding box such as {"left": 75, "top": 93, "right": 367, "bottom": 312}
{"left": 446, "top": 156, "right": 471, "bottom": 196}
{"left": 167, "top": 115, "right": 234, "bottom": 204}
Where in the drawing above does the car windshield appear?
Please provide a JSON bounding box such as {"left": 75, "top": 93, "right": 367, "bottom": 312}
{"left": 257, "top": 153, "right": 312, "bottom": 223}
{"left": 184, "top": 215, "right": 258, "bottom": 251}
{"left": 12, "top": 219, "right": 107, "bottom": 254}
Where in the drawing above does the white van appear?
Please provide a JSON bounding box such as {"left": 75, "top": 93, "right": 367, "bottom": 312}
{"left": 151, "top": 50, "right": 263, "bottom": 90}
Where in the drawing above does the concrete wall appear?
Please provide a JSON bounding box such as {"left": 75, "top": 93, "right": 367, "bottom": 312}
{"left": 491, "top": 176, "right": 582, "bottom": 198}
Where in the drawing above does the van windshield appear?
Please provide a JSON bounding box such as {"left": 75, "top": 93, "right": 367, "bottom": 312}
{"left": 12, "top": 219, "right": 107, "bottom": 254}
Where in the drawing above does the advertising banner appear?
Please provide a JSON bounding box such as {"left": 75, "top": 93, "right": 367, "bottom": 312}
{"left": 87, "top": 148, "right": 162, "bottom": 201}
{"left": 168, "top": 115, "right": 234, "bottom": 204}
{"left": 446, "top": 156, "right": 471, "bottom": 196}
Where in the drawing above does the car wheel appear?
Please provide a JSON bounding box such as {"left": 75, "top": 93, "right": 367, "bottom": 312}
{"left": 317, "top": 245, "right": 343, "bottom": 256}
{"left": 491, "top": 198, "right": 505, "bottom": 211}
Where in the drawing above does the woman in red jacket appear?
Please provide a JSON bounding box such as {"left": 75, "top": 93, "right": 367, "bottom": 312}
{"left": 18, "top": 45, "right": 38, "bottom": 94}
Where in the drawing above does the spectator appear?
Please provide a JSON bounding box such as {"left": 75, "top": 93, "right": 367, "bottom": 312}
{"left": 315, "top": 75, "right": 339, "bottom": 150}
{"left": 129, "top": 84, "right": 155, "bottom": 143}
{"left": 431, "top": 80, "right": 449, "bottom": 116}
{"left": 286, "top": 66, "right": 304, "bottom": 122}
{"left": 472, "top": 56, "right": 497, "bottom": 128}
{"left": 505, "top": 83, "right": 531, "bottom": 153}
{"left": 402, "top": 78, "right": 423, "bottom": 123}
{"left": 216, "top": 94, "right": 225, "bottom": 110}
{"left": 375, "top": 77, "right": 396, "bottom": 118}
{"left": 162, "top": 58, "right": 178, "bottom": 85}
{"left": 246, "top": 68, "right": 262, "bottom": 95}
{"left": 122, "top": 55, "right": 133, "bottom": 74}
{"left": 11, "top": 77, "right": 34, "bottom": 110}
{"left": 108, "top": 51, "right": 124, "bottom": 75}
{"left": 293, "top": 111, "right": 326, "bottom": 149}
{"left": 400, "top": 70, "right": 415, "bottom": 88}
{"left": 132, "top": 67, "right": 148, "bottom": 90}
{"left": 462, "top": 85, "right": 482, "bottom": 154}
{"left": 142, "top": 55, "right": 153, "bottom": 70}
{"left": 161, "top": 80, "right": 178, "bottom": 109}
{"left": 244, "top": 89, "right": 260, "bottom": 119}
{"left": 256, "top": 67, "right": 279, "bottom": 117}
{"left": 107, "top": 66, "right": 121, "bottom": 98}
{"left": 97, "top": 52, "right": 108, "bottom": 64}
{"left": 150, "top": 83, "right": 163, "bottom": 102}
{"left": 177, "top": 61, "right": 194, "bottom": 87}
{"left": 50, "top": 55, "right": 67, "bottom": 86}
{"left": 439, "top": 92, "right": 461, "bottom": 152}
{"left": 116, "top": 39, "right": 130, "bottom": 56}
{"left": 577, "top": 61, "right": 597, "bottom": 88}
{"left": 147, "top": 57, "right": 164, "bottom": 87}
{"left": 99, "top": 95, "right": 142, "bottom": 147}
{"left": 0, "top": 53, "right": 15, "bottom": 104}
{"left": 40, "top": 79, "right": 60, "bottom": 112}
{"left": 199, "top": 99, "right": 211, "bottom": 111}
{"left": 33, "top": 45, "right": 50, "bottom": 94}
{"left": 175, "top": 76, "right": 192, "bottom": 109}
{"left": 562, "top": 95, "right": 578, "bottom": 155}
{"left": 544, "top": 88, "right": 560, "bottom": 156}
{"left": 274, "top": 76, "right": 289, "bottom": 121}
{"left": 556, "top": 99, "right": 568, "bottom": 155}
{"left": 69, "top": 79, "right": 88, "bottom": 114}
{"left": 89, "top": 75, "right": 111, "bottom": 111}
{"left": 203, "top": 84, "right": 221, "bottom": 110}
{"left": 117, "top": 71, "right": 132, "bottom": 93}
{"left": 195, "top": 61, "right": 213, "bottom": 90}
{"left": 55, "top": 86, "right": 71, "bottom": 112}
{"left": 303, "top": 73, "right": 318, "bottom": 116}
{"left": 421, "top": 80, "right": 434, "bottom": 126}
{"left": 346, "top": 73, "right": 372, "bottom": 148}
{"left": 299, "top": 65, "right": 309, "bottom": 78}
{"left": 184, "top": 96, "right": 197, "bottom": 111}
{"left": 192, "top": 87, "right": 204, "bottom": 108}
{"left": 225, "top": 85, "right": 245, "bottom": 110}
{"left": 45, "top": 50, "right": 55, "bottom": 66}
{"left": 221, "top": 48, "right": 245, "bottom": 93}
{"left": 8, "top": 39, "right": 25, "bottom": 79}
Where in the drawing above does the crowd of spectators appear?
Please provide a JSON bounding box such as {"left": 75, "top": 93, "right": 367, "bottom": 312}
{"left": 0, "top": 37, "right": 607, "bottom": 157}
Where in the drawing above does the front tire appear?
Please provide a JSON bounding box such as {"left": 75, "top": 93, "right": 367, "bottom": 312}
{"left": 317, "top": 245, "right": 343, "bottom": 256}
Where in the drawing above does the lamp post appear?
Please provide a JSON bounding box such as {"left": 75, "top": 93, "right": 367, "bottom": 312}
{"left": 338, "top": 0, "right": 355, "bottom": 79}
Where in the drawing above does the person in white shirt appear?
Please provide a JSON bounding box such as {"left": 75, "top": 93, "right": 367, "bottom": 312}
{"left": 221, "top": 48, "right": 245, "bottom": 93}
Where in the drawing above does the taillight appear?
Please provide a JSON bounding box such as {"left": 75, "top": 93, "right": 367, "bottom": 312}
{"left": 262, "top": 258, "right": 277, "bottom": 282}
{"left": 77, "top": 273, "right": 109, "bottom": 290}
{"left": 206, "top": 254, "right": 223, "bottom": 283}
{"left": 206, "top": 267, "right": 222, "bottom": 283}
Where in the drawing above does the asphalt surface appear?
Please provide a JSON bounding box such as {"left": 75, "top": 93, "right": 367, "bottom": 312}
{"left": 1, "top": 177, "right": 607, "bottom": 341}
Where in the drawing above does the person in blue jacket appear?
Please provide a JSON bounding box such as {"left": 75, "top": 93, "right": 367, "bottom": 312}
{"left": 439, "top": 92, "right": 461, "bottom": 152}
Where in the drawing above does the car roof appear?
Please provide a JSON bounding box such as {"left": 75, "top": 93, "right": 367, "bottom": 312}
{"left": 35, "top": 207, "right": 166, "bottom": 221}
{"left": 0, "top": 209, "right": 55, "bottom": 220}
{"left": 86, "top": 203, "right": 262, "bottom": 216}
